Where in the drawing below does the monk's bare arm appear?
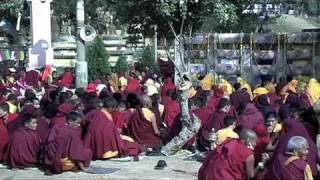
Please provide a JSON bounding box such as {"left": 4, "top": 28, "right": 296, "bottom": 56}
{"left": 245, "top": 154, "right": 255, "bottom": 179}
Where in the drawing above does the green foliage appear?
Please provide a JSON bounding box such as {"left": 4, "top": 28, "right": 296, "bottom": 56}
{"left": 140, "top": 46, "right": 157, "bottom": 70}
{"left": 86, "top": 36, "right": 111, "bottom": 81}
{"left": 114, "top": 55, "right": 129, "bottom": 73}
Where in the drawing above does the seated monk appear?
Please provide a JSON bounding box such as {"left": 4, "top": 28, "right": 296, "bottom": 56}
{"left": 215, "top": 116, "right": 239, "bottom": 145}
{"left": 198, "top": 129, "right": 267, "bottom": 180}
{"left": 198, "top": 98, "right": 232, "bottom": 151}
{"left": 230, "top": 83, "right": 251, "bottom": 111}
{"left": 127, "top": 95, "right": 162, "bottom": 149}
{"left": 237, "top": 102, "right": 264, "bottom": 130}
{"left": 43, "top": 111, "right": 92, "bottom": 174}
{"left": 0, "top": 104, "right": 9, "bottom": 162}
{"left": 269, "top": 136, "right": 313, "bottom": 180}
{"left": 60, "top": 68, "right": 74, "bottom": 89}
{"left": 6, "top": 114, "right": 41, "bottom": 169}
{"left": 84, "top": 97, "right": 141, "bottom": 160}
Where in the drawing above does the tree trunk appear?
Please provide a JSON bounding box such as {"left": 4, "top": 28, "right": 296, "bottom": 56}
{"left": 161, "top": 86, "right": 201, "bottom": 156}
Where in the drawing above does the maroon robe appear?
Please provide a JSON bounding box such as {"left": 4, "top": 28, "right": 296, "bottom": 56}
{"left": 230, "top": 90, "right": 251, "bottom": 110}
{"left": 112, "top": 110, "right": 131, "bottom": 133}
{"left": 6, "top": 105, "right": 37, "bottom": 134}
{"left": 161, "top": 78, "right": 176, "bottom": 97}
{"left": 270, "top": 154, "right": 310, "bottom": 180}
{"left": 125, "top": 78, "right": 141, "bottom": 94}
{"left": 163, "top": 98, "right": 181, "bottom": 128}
{"left": 192, "top": 107, "right": 213, "bottom": 125}
{"left": 253, "top": 124, "right": 271, "bottom": 166}
{"left": 25, "top": 70, "right": 40, "bottom": 88}
{"left": 61, "top": 71, "right": 74, "bottom": 88}
{"left": 36, "top": 117, "right": 51, "bottom": 143}
{"left": 207, "top": 88, "right": 224, "bottom": 110}
{"left": 127, "top": 108, "right": 162, "bottom": 148}
{"left": 50, "top": 103, "right": 74, "bottom": 128}
{"left": 0, "top": 119, "right": 9, "bottom": 161}
{"left": 198, "top": 139, "right": 253, "bottom": 180}
{"left": 84, "top": 109, "right": 141, "bottom": 160}
{"left": 43, "top": 124, "right": 92, "bottom": 174}
{"left": 237, "top": 103, "right": 264, "bottom": 130}
{"left": 268, "top": 118, "right": 318, "bottom": 177}
{"left": 6, "top": 127, "right": 41, "bottom": 168}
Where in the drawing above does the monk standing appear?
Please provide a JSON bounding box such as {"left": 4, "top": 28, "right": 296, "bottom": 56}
{"left": 43, "top": 111, "right": 92, "bottom": 174}
{"left": 6, "top": 114, "right": 41, "bottom": 169}
{"left": 198, "top": 129, "right": 265, "bottom": 180}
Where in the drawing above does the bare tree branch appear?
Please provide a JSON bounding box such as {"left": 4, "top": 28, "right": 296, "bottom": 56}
{"left": 169, "top": 22, "right": 179, "bottom": 41}
{"left": 179, "top": 16, "right": 185, "bottom": 36}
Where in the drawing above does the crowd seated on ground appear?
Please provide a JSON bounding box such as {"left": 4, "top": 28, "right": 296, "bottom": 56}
{"left": 0, "top": 64, "right": 319, "bottom": 179}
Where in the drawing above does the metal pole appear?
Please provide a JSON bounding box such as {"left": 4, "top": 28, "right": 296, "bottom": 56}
{"left": 75, "top": 0, "right": 88, "bottom": 88}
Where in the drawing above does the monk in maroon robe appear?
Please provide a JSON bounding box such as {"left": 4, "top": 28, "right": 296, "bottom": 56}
{"left": 163, "top": 96, "right": 181, "bottom": 128}
{"left": 161, "top": 77, "right": 176, "bottom": 97}
{"left": 6, "top": 105, "right": 37, "bottom": 134}
{"left": 127, "top": 95, "right": 161, "bottom": 148}
{"left": 125, "top": 77, "right": 142, "bottom": 94}
{"left": 43, "top": 112, "right": 92, "bottom": 174}
{"left": 198, "top": 129, "right": 258, "bottom": 180}
{"left": 198, "top": 98, "right": 231, "bottom": 151}
{"left": 84, "top": 98, "right": 141, "bottom": 160}
{"left": 237, "top": 103, "right": 264, "bottom": 130}
{"left": 6, "top": 115, "right": 41, "bottom": 169}
{"left": 25, "top": 70, "right": 40, "bottom": 88}
{"left": 50, "top": 103, "right": 74, "bottom": 128}
{"left": 0, "top": 109, "right": 9, "bottom": 162}
{"left": 268, "top": 136, "right": 313, "bottom": 180}
{"left": 207, "top": 87, "right": 224, "bottom": 110}
{"left": 230, "top": 83, "right": 251, "bottom": 110}
{"left": 268, "top": 118, "right": 318, "bottom": 178}
{"left": 60, "top": 68, "right": 74, "bottom": 88}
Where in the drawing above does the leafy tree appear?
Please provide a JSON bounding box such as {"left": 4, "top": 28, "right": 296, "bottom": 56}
{"left": 114, "top": 55, "right": 129, "bottom": 73}
{"left": 86, "top": 36, "right": 111, "bottom": 81}
{"left": 141, "top": 46, "right": 157, "bottom": 70}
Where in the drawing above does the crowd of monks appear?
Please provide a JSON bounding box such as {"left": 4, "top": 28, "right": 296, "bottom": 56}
{"left": 0, "top": 64, "right": 320, "bottom": 179}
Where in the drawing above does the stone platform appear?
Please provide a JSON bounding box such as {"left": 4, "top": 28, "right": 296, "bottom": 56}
{"left": 0, "top": 154, "right": 201, "bottom": 180}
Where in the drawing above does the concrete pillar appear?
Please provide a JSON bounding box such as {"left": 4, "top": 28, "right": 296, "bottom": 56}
{"left": 75, "top": 0, "right": 88, "bottom": 88}
{"left": 27, "top": 0, "right": 53, "bottom": 69}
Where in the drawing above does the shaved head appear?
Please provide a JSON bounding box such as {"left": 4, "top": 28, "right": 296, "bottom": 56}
{"left": 239, "top": 129, "right": 257, "bottom": 143}
{"left": 139, "top": 95, "right": 152, "bottom": 108}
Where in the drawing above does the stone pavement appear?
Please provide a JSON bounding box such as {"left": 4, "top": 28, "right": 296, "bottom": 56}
{"left": 0, "top": 154, "right": 201, "bottom": 180}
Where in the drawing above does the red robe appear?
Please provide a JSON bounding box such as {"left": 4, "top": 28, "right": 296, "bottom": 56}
{"left": 112, "top": 111, "right": 127, "bottom": 133}
{"left": 238, "top": 103, "right": 264, "bottom": 130}
{"left": 161, "top": 78, "right": 176, "bottom": 96}
{"left": 84, "top": 109, "right": 141, "bottom": 160}
{"left": 125, "top": 78, "right": 142, "bottom": 94}
{"left": 0, "top": 120, "right": 9, "bottom": 161}
{"left": 50, "top": 103, "right": 74, "bottom": 128}
{"left": 198, "top": 139, "right": 253, "bottom": 180}
{"left": 25, "top": 70, "right": 40, "bottom": 88}
{"left": 43, "top": 124, "right": 92, "bottom": 174}
{"left": 163, "top": 98, "right": 181, "bottom": 128}
{"left": 61, "top": 72, "right": 74, "bottom": 88}
{"left": 270, "top": 153, "right": 311, "bottom": 180}
{"left": 6, "top": 127, "right": 41, "bottom": 168}
{"left": 127, "top": 108, "right": 162, "bottom": 148}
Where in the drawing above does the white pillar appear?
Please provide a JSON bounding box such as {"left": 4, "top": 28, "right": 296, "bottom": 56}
{"left": 27, "top": 0, "right": 53, "bottom": 69}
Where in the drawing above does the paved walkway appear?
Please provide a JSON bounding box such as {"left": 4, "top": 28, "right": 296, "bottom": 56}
{"left": 1, "top": 154, "right": 201, "bottom": 180}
